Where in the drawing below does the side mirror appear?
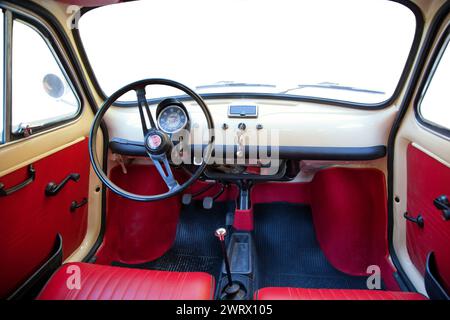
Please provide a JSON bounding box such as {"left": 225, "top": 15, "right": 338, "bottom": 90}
{"left": 43, "top": 73, "right": 65, "bottom": 99}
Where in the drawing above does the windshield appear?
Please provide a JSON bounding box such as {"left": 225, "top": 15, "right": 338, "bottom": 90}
{"left": 79, "top": 0, "right": 417, "bottom": 105}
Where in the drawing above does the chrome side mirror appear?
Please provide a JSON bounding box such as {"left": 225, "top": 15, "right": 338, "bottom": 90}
{"left": 43, "top": 73, "right": 65, "bottom": 99}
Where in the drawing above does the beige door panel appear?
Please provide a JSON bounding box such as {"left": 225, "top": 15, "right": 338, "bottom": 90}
{"left": 0, "top": 116, "right": 90, "bottom": 177}
{"left": 393, "top": 17, "right": 450, "bottom": 295}
{"left": 0, "top": 1, "right": 106, "bottom": 264}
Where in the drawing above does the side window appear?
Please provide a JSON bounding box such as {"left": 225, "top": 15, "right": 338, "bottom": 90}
{"left": 418, "top": 37, "right": 450, "bottom": 132}
{"left": 11, "top": 20, "right": 80, "bottom": 137}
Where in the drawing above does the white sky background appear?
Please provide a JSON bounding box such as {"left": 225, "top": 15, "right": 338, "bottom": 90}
{"left": 79, "top": 0, "right": 416, "bottom": 103}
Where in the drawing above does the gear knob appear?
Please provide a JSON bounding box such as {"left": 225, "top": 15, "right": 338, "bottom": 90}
{"left": 215, "top": 228, "right": 227, "bottom": 241}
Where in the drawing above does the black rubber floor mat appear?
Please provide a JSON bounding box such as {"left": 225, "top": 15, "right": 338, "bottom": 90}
{"left": 112, "top": 201, "right": 234, "bottom": 281}
{"left": 253, "top": 202, "right": 371, "bottom": 290}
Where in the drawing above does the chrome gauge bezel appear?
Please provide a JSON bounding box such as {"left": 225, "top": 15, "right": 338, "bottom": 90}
{"left": 156, "top": 101, "right": 189, "bottom": 134}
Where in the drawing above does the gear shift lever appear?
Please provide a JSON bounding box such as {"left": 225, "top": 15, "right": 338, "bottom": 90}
{"left": 215, "top": 228, "right": 245, "bottom": 299}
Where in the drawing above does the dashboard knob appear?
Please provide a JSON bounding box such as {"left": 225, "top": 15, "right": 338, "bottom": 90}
{"left": 256, "top": 124, "right": 263, "bottom": 130}
{"left": 222, "top": 123, "right": 229, "bottom": 130}
{"left": 238, "top": 123, "right": 246, "bottom": 131}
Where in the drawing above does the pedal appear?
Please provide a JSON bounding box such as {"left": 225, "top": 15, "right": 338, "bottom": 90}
{"left": 203, "top": 197, "right": 214, "bottom": 209}
{"left": 182, "top": 194, "right": 192, "bottom": 205}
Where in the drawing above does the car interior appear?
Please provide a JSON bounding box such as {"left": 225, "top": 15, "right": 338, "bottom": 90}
{"left": 0, "top": 0, "right": 449, "bottom": 301}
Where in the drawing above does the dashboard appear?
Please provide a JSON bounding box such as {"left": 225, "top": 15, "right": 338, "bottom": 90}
{"left": 105, "top": 97, "right": 396, "bottom": 179}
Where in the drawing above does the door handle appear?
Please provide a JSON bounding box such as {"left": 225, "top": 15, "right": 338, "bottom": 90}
{"left": 0, "top": 165, "right": 36, "bottom": 197}
{"left": 403, "top": 212, "right": 424, "bottom": 228}
{"left": 434, "top": 195, "right": 450, "bottom": 221}
{"left": 70, "top": 198, "right": 87, "bottom": 212}
{"left": 45, "top": 173, "right": 80, "bottom": 196}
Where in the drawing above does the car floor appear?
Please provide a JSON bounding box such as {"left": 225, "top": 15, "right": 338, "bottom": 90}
{"left": 112, "top": 201, "right": 234, "bottom": 282}
{"left": 112, "top": 200, "right": 374, "bottom": 291}
{"left": 253, "top": 202, "right": 370, "bottom": 289}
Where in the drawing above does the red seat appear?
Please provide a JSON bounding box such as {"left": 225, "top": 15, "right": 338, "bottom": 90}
{"left": 254, "top": 287, "right": 427, "bottom": 300}
{"left": 37, "top": 262, "right": 215, "bottom": 300}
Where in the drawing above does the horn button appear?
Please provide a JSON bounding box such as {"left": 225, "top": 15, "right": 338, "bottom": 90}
{"left": 144, "top": 130, "right": 170, "bottom": 155}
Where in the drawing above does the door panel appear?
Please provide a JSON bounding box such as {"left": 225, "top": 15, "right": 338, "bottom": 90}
{"left": 406, "top": 143, "right": 450, "bottom": 292}
{"left": 0, "top": 138, "right": 90, "bottom": 298}
{"left": 0, "top": 2, "right": 103, "bottom": 299}
{"left": 392, "top": 13, "right": 450, "bottom": 296}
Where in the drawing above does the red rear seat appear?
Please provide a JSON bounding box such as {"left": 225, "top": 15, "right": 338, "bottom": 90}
{"left": 37, "top": 262, "right": 215, "bottom": 300}
{"left": 255, "top": 287, "right": 427, "bottom": 300}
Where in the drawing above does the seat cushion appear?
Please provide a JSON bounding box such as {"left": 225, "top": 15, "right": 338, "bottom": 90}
{"left": 37, "top": 262, "right": 215, "bottom": 300}
{"left": 255, "top": 287, "right": 427, "bottom": 300}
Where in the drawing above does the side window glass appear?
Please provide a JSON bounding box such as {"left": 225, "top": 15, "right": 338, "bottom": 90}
{"left": 11, "top": 20, "right": 79, "bottom": 136}
{"left": 419, "top": 39, "right": 450, "bottom": 131}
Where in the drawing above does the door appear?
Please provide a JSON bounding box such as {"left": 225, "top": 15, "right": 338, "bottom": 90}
{"left": 392, "top": 8, "right": 450, "bottom": 298}
{"left": 0, "top": 5, "right": 100, "bottom": 298}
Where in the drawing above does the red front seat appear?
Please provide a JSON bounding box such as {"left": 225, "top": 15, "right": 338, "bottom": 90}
{"left": 254, "top": 288, "right": 426, "bottom": 300}
{"left": 37, "top": 263, "right": 215, "bottom": 300}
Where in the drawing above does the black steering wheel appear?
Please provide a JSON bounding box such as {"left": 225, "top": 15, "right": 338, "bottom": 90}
{"left": 89, "top": 78, "right": 214, "bottom": 202}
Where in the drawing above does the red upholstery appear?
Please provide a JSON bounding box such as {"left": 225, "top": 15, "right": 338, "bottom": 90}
{"left": 0, "top": 139, "right": 90, "bottom": 298}
{"left": 96, "top": 165, "right": 181, "bottom": 265}
{"left": 255, "top": 288, "right": 426, "bottom": 300}
{"left": 251, "top": 182, "right": 311, "bottom": 204}
{"left": 233, "top": 209, "right": 254, "bottom": 231}
{"left": 406, "top": 144, "right": 450, "bottom": 293}
{"left": 37, "top": 263, "right": 215, "bottom": 300}
{"left": 310, "top": 167, "right": 399, "bottom": 291}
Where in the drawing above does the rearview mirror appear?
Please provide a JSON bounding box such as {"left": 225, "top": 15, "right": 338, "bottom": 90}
{"left": 42, "top": 73, "right": 65, "bottom": 99}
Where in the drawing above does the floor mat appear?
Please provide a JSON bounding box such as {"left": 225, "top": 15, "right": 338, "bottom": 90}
{"left": 112, "top": 201, "right": 233, "bottom": 281}
{"left": 253, "top": 202, "right": 372, "bottom": 290}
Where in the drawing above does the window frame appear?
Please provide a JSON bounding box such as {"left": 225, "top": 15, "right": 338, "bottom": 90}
{"left": 72, "top": 0, "right": 424, "bottom": 110}
{"left": 3, "top": 9, "right": 12, "bottom": 144}
{"left": 415, "top": 24, "right": 450, "bottom": 139}
{"left": 0, "top": 5, "right": 84, "bottom": 146}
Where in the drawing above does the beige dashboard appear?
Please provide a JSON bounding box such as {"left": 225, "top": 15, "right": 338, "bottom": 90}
{"left": 105, "top": 98, "right": 397, "bottom": 158}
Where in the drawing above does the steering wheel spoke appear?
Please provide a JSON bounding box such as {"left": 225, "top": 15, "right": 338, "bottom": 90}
{"left": 135, "top": 87, "right": 156, "bottom": 135}
{"left": 149, "top": 153, "right": 179, "bottom": 191}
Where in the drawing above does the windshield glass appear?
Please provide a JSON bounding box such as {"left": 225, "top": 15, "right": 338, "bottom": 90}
{"left": 79, "top": 0, "right": 416, "bottom": 105}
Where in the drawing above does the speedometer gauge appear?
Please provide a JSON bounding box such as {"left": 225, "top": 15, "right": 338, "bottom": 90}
{"left": 156, "top": 99, "right": 189, "bottom": 134}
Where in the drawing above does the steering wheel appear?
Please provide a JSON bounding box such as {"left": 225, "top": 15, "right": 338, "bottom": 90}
{"left": 89, "top": 78, "right": 214, "bottom": 202}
